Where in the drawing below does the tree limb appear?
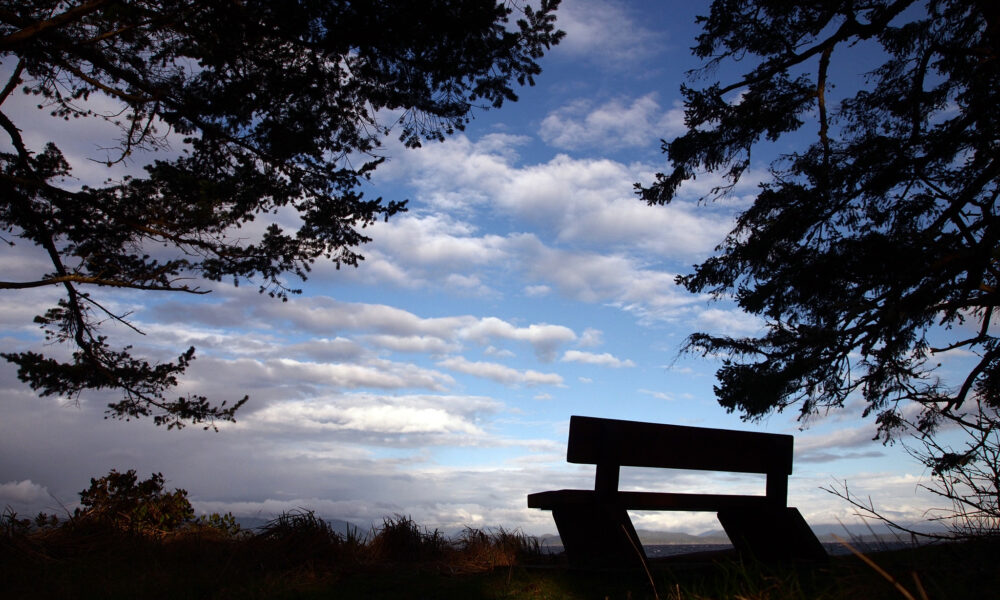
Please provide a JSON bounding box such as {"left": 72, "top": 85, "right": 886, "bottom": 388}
{"left": 715, "top": 0, "right": 916, "bottom": 96}
{"left": 0, "top": 57, "right": 24, "bottom": 105}
{"left": 0, "top": 0, "right": 118, "bottom": 50}
{"left": 0, "top": 275, "right": 209, "bottom": 293}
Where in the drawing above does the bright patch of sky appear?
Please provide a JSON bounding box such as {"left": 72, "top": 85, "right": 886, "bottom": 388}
{"left": 0, "top": 0, "right": 960, "bottom": 536}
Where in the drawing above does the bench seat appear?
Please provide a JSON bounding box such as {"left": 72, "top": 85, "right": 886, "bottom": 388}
{"left": 528, "top": 416, "right": 827, "bottom": 567}
{"left": 528, "top": 489, "right": 777, "bottom": 512}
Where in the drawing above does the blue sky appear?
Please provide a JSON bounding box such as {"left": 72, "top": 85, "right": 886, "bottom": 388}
{"left": 0, "top": 1, "right": 962, "bottom": 536}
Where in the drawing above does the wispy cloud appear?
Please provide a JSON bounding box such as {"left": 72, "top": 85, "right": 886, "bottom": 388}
{"left": 561, "top": 350, "right": 635, "bottom": 368}
{"left": 639, "top": 389, "right": 674, "bottom": 401}
{"left": 795, "top": 426, "right": 887, "bottom": 464}
{"left": 244, "top": 394, "right": 497, "bottom": 437}
{"left": 553, "top": 0, "right": 663, "bottom": 64}
{"left": 437, "top": 356, "right": 564, "bottom": 387}
{"left": 578, "top": 328, "right": 603, "bottom": 347}
{"left": 186, "top": 356, "right": 454, "bottom": 392}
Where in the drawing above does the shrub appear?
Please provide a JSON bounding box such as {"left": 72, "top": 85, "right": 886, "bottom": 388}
{"left": 369, "top": 515, "right": 447, "bottom": 563}
{"left": 74, "top": 470, "right": 194, "bottom": 535}
{"left": 253, "top": 509, "right": 344, "bottom": 567}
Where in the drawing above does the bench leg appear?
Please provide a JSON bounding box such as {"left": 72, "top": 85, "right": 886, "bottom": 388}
{"left": 717, "top": 506, "right": 827, "bottom": 562}
{"left": 550, "top": 504, "right": 646, "bottom": 568}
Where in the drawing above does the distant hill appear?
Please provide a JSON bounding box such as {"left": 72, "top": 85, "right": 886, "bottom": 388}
{"left": 536, "top": 521, "right": 949, "bottom": 548}
{"left": 639, "top": 529, "right": 732, "bottom": 545}
{"left": 230, "top": 515, "right": 945, "bottom": 548}
{"left": 538, "top": 528, "right": 731, "bottom": 547}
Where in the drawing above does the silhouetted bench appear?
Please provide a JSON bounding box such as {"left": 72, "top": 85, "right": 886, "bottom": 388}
{"left": 528, "top": 416, "right": 826, "bottom": 567}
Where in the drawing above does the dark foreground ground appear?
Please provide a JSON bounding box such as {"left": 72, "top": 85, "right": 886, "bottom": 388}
{"left": 2, "top": 516, "right": 998, "bottom": 600}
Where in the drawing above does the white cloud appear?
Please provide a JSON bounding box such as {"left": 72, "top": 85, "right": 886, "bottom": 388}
{"left": 2, "top": 85, "right": 190, "bottom": 189}
{"left": 360, "top": 334, "right": 459, "bottom": 355}
{"left": 246, "top": 395, "right": 495, "bottom": 437}
{"left": 561, "top": 350, "right": 635, "bottom": 368}
{"left": 253, "top": 296, "right": 467, "bottom": 338}
{"left": 282, "top": 338, "right": 369, "bottom": 362}
{"left": 578, "top": 328, "right": 603, "bottom": 348}
{"left": 370, "top": 214, "right": 506, "bottom": 270}
{"left": 184, "top": 356, "right": 454, "bottom": 392}
{"left": 553, "top": 0, "right": 662, "bottom": 64}
{"left": 507, "top": 233, "right": 704, "bottom": 322}
{"left": 246, "top": 297, "right": 579, "bottom": 361}
{"left": 795, "top": 426, "right": 887, "bottom": 464}
{"left": 695, "top": 308, "right": 764, "bottom": 336}
{"left": 381, "top": 136, "right": 736, "bottom": 261}
{"left": 0, "top": 286, "right": 63, "bottom": 330}
{"left": 484, "top": 346, "right": 516, "bottom": 358}
{"left": 0, "top": 480, "right": 49, "bottom": 504}
{"left": 437, "top": 356, "right": 563, "bottom": 387}
{"left": 444, "top": 273, "right": 492, "bottom": 295}
{"left": 0, "top": 242, "right": 64, "bottom": 291}
{"left": 540, "top": 94, "right": 685, "bottom": 150}
{"left": 523, "top": 285, "right": 551, "bottom": 297}
{"left": 457, "top": 317, "right": 575, "bottom": 362}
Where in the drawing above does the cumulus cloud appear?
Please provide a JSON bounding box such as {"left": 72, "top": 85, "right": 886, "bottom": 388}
{"left": 379, "top": 135, "right": 737, "bottom": 261}
{"left": 365, "top": 214, "right": 508, "bottom": 276}
{"left": 561, "top": 350, "right": 635, "bottom": 368}
{"left": 540, "top": 94, "right": 685, "bottom": 151}
{"left": 437, "top": 356, "right": 563, "bottom": 387}
{"left": 0, "top": 480, "right": 49, "bottom": 504}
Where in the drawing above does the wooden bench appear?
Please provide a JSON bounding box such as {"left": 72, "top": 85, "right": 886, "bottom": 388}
{"left": 528, "top": 416, "right": 826, "bottom": 567}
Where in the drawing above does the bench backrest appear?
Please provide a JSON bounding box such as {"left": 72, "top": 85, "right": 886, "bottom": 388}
{"left": 566, "top": 415, "right": 793, "bottom": 475}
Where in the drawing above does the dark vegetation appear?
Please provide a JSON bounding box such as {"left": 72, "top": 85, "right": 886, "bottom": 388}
{"left": 2, "top": 470, "right": 998, "bottom": 599}
{"left": 640, "top": 0, "right": 1000, "bottom": 539}
{"left": 3, "top": 504, "right": 998, "bottom": 599}
{"left": 644, "top": 0, "right": 999, "bottom": 443}
{"left": 0, "top": 476, "right": 546, "bottom": 600}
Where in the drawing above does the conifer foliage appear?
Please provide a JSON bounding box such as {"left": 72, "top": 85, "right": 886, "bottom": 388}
{"left": 0, "top": 1, "right": 562, "bottom": 428}
{"left": 641, "top": 0, "right": 999, "bottom": 446}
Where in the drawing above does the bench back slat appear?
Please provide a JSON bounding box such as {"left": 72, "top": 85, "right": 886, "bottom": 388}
{"left": 566, "top": 416, "right": 793, "bottom": 475}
